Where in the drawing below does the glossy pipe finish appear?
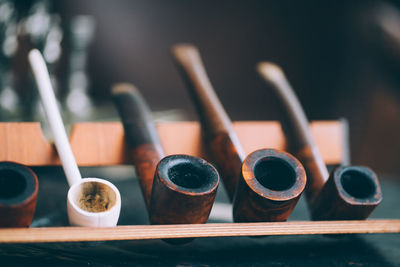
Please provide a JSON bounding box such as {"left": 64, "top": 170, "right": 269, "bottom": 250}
{"left": 233, "top": 149, "right": 306, "bottom": 222}
{"left": 112, "top": 84, "right": 219, "bottom": 225}
{"left": 112, "top": 84, "right": 164, "bottom": 208}
{"left": 311, "top": 166, "right": 382, "bottom": 220}
{"left": 0, "top": 162, "right": 38, "bottom": 227}
{"left": 172, "top": 44, "right": 244, "bottom": 201}
{"left": 172, "top": 44, "right": 306, "bottom": 222}
{"left": 257, "top": 62, "right": 382, "bottom": 220}
{"left": 150, "top": 154, "right": 220, "bottom": 224}
{"left": 256, "top": 62, "right": 328, "bottom": 205}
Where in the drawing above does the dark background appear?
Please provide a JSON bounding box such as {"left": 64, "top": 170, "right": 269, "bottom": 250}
{"left": 8, "top": 0, "right": 400, "bottom": 176}
{"left": 51, "top": 0, "right": 400, "bottom": 177}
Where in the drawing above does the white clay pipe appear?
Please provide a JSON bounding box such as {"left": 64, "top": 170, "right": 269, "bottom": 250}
{"left": 28, "top": 49, "right": 121, "bottom": 227}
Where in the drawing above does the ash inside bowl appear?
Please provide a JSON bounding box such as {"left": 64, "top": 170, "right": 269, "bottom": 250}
{"left": 78, "top": 182, "right": 111, "bottom": 212}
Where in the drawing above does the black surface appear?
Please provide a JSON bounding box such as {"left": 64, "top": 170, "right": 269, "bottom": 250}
{"left": 0, "top": 166, "right": 399, "bottom": 266}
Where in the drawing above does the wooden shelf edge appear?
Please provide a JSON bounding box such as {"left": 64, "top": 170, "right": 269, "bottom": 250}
{"left": 0, "top": 220, "right": 398, "bottom": 243}
{"left": 0, "top": 121, "right": 345, "bottom": 166}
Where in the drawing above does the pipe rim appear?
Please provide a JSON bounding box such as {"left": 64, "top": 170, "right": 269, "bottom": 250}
{"left": 242, "top": 149, "right": 307, "bottom": 201}
{"left": 0, "top": 161, "right": 38, "bottom": 206}
{"left": 156, "top": 154, "right": 219, "bottom": 196}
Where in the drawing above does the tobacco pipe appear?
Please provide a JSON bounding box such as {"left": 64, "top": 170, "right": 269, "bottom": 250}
{"left": 29, "top": 49, "right": 121, "bottom": 227}
{"left": 0, "top": 162, "right": 38, "bottom": 227}
{"left": 171, "top": 44, "right": 306, "bottom": 222}
{"left": 112, "top": 84, "right": 219, "bottom": 225}
{"left": 257, "top": 62, "right": 382, "bottom": 220}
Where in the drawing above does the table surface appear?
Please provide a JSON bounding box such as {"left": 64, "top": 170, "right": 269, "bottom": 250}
{"left": 0, "top": 166, "right": 399, "bottom": 266}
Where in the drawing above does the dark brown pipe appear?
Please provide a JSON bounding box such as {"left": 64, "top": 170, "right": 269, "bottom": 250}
{"left": 0, "top": 162, "right": 38, "bottom": 227}
{"left": 233, "top": 149, "right": 307, "bottom": 222}
{"left": 112, "top": 84, "right": 164, "bottom": 209}
{"left": 112, "top": 84, "right": 219, "bottom": 225}
{"left": 171, "top": 44, "right": 306, "bottom": 222}
{"left": 172, "top": 44, "right": 244, "bottom": 202}
{"left": 257, "top": 62, "right": 382, "bottom": 220}
{"left": 150, "top": 154, "right": 220, "bottom": 224}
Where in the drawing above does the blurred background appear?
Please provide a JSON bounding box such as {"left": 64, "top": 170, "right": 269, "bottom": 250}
{"left": 1, "top": 0, "right": 400, "bottom": 178}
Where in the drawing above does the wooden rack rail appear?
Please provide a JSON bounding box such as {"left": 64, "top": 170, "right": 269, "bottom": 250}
{"left": 0, "top": 220, "right": 399, "bottom": 243}
{"left": 0, "top": 120, "right": 398, "bottom": 244}
{"left": 0, "top": 121, "right": 344, "bottom": 165}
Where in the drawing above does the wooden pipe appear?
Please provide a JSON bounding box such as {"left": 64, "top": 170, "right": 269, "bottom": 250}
{"left": 233, "top": 149, "right": 307, "bottom": 222}
{"left": 112, "top": 84, "right": 219, "bottom": 225}
{"left": 257, "top": 62, "right": 382, "bottom": 220}
{"left": 172, "top": 45, "right": 244, "bottom": 202}
{"left": 171, "top": 44, "right": 306, "bottom": 222}
{"left": 0, "top": 162, "right": 38, "bottom": 227}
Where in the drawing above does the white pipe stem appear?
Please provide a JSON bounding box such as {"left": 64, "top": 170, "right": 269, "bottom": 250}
{"left": 28, "top": 49, "right": 82, "bottom": 187}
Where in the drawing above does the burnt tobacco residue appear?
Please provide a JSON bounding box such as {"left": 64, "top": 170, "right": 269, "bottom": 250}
{"left": 78, "top": 182, "right": 111, "bottom": 212}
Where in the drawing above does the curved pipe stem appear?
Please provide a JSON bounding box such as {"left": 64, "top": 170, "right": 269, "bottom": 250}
{"left": 29, "top": 49, "right": 82, "bottom": 187}
{"left": 112, "top": 84, "right": 219, "bottom": 227}
{"left": 171, "top": 45, "right": 240, "bottom": 139}
{"left": 257, "top": 62, "right": 382, "bottom": 220}
{"left": 172, "top": 44, "right": 245, "bottom": 200}
{"left": 257, "top": 63, "right": 314, "bottom": 150}
{"left": 112, "top": 84, "right": 164, "bottom": 208}
{"left": 257, "top": 62, "right": 329, "bottom": 205}
{"left": 29, "top": 49, "right": 121, "bottom": 227}
{"left": 172, "top": 44, "right": 307, "bottom": 223}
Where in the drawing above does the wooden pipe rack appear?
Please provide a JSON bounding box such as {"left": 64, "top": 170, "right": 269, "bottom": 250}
{"left": 0, "top": 120, "right": 399, "bottom": 243}
{"left": 0, "top": 121, "right": 344, "bottom": 166}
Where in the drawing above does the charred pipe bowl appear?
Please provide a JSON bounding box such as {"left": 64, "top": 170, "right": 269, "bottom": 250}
{"left": 0, "top": 162, "right": 38, "bottom": 227}
{"left": 233, "top": 149, "right": 306, "bottom": 222}
{"left": 150, "top": 154, "right": 219, "bottom": 225}
{"left": 311, "top": 166, "right": 382, "bottom": 220}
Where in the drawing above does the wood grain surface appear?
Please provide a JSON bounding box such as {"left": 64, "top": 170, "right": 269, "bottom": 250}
{"left": 0, "top": 121, "right": 343, "bottom": 166}
{"left": 0, "top": 220, "right": 398, "bottom": 243}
